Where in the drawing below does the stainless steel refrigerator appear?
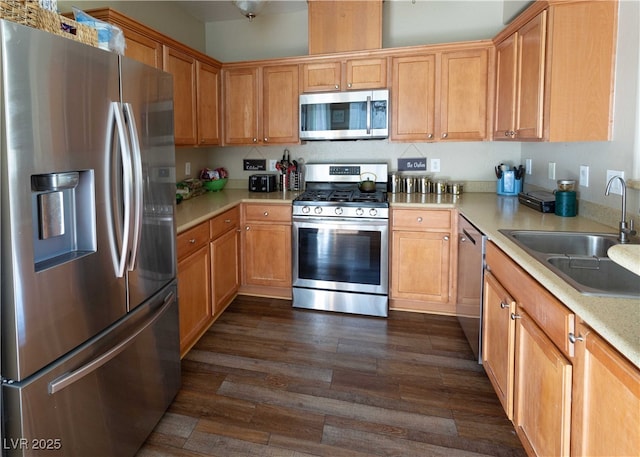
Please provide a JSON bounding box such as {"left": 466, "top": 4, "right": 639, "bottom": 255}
{"left": 0, "top": 20, "right": 180, "bottom": 456}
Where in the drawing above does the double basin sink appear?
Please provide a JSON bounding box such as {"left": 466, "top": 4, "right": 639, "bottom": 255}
{"left": 499, "top": 230, "right": 640, "bottom": 298}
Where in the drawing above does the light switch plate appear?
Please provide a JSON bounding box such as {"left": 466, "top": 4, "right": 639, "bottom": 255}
{"left": 579, "top": 165, "right": 589, "bottom": 187}
{"left": 525, "top": 158, "right": 532, "bottom": 175}
{"left": 548, "top": 162, "right": 556, "bottom": 180}
{"left": 606, "top": 170, "right": 625, "bottom": 195}
{"left": 430, "top": 158, "right": 441, "bottom": 172}
{"left": 185, "top": 162, "right": 191, "bottom": 176}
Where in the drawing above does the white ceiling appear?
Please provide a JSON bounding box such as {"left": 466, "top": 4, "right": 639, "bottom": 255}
{"left": 174, "top": 0, "right": 308, "bottom": 23}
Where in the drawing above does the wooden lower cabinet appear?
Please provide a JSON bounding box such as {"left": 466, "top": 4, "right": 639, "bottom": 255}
{"left": 513, "top": 308, "right": 572, "bottom": 457}
{"left": 484, "top": 241, "right": 574, "bottom": 457}
{"left": 482, "top": 271, "right": 516, "bottom": 418}
{"left": 571, "top": 321, "right": 640, "bottom": 457}
{"left": 241, "top": 203, "right": 292, "bottom": 298}
{"left": 177, "top": 222, "right": 212, "bottom": 357}
{"left": 210, "top": 208, "right": 240, "bottom": 315}
{"left": 389, "top": 208, "right": 455, "bottom": 314}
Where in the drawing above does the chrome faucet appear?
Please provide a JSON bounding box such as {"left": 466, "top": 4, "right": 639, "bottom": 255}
{"left": 605, "top": 176, "right": 636, "bottom": 243}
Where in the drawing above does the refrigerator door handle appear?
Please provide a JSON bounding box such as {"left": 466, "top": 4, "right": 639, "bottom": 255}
{"left": 123, "top": 102, "right": 144, "bottom": 271}
{"left": 48, "top": 290, "right": 176, "bottom": 394}
{"left": 110, "top": 102, "right": 134, "bottom": 278}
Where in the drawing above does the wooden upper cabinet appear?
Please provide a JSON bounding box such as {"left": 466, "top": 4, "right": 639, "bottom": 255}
{"left": 301, "top": 57, "right": 387, "bottom": 93}
{"left": 196, "top": 61, "right": 221, "bottom": 146}
{"left": 493, "top": 1, "right": 617, "bottom": 142}
{"left": 223, "top": 64, "right": 299, "bottom": 146}
{"left": 262, "top": 65, "right": 299, "bottom": 144}
{"left": 223, "top": 67, "right": 259, "bottom": 145}
{"left": 390, "top": 54, "right": 436, "bottom": 142}
{"left": 163, "top": 46, "right": 197, "bottom": 146}
{"left": 308, "top": 0, "right": 382, "bottom": 55}
{"left": 439, "top": 47, "right": 490, "bottom": 141}
{"left": 494, "top": 33, "right": 518, "bottom": 140}
{"left": 122, "top": 27, "right": 163, "bottom": 69}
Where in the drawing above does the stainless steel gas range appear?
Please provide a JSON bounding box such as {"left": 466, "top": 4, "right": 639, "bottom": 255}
{"left": 292, "top": 163, "right": 389, "bottom": 317}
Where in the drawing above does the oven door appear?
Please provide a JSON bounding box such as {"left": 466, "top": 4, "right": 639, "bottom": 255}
{"left": 292, "top": 216, "right": 389, "bottom": 295}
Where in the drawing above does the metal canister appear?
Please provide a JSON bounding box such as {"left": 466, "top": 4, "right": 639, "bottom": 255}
{"left": 447, "top": 182, "right": 464, "bottom": 195}
{"left": 434, "top": 180, "right": 447, "bottom": 195}
{"left": 388, "top": 173, "right": 401, "bottom": 193}
{"left": 417, "top": 176, "right": 430, "bottom": 193}
{"left": 404, "top": 176, "right": 415, "bottom": 194}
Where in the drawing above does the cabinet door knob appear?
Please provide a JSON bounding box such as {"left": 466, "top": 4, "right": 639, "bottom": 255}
{"left": 347, "top": 83, "right": 352, "bottom": 88}
{"left": 263, "top": 211, "right": 269, "bottom": 216}
{"left": 442, "top": 132, "right": 448, "bottom": 139}
{"left": 510, "top": 313, "right": 521, "bottom": 320}
{"left": 500, "top": 301, "right": 509, "bottom": 309}
{"left": 417, "top": 217, "right": 423, "bottom": 222}
{"left": 189, "top": 239, "right": 196, "bottom": 244}
{"left": 334, "top": 84, "right": 339, "bottom": 89}
{"left": 427, "top": 133, "right": 433, "bottom": 139}
{"left": 264, "top": 137, "right": 268, "bottom": 142}
{"left": 253, "top": 138, "right": 258, "bottom": 143}
{"left": 245, "top": 226, "right": 250, "bottom": 231}
{"left": 443, "top": 236, "right": 449, "bottom": 241}
{"left": 568, "top": 332, "right": 584, "bottom": 344}
{"left": 504, "top": 131, "right": 510, "bottom": 137}
{"left": 224, "top": 219, "right": 231, "bottom": 223}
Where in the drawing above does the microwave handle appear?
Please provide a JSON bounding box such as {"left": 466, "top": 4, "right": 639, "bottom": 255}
{"left": 366, "top": 95, "right": 372, "bottom": 134}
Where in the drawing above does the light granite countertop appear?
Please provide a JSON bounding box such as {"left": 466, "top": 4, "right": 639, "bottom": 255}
{"left": 175, "top": 190, "right": 639, "bottom": 368}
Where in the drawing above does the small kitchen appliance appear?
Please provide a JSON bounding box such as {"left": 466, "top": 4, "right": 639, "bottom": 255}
{"left": 518, "top": 190, "right": 556, "bottom": 213}
{"left": 292, "top": 163, "right": 389, "bottom": 317}
{"left": 249, "top": 173, "right": 278, "bottom": 192}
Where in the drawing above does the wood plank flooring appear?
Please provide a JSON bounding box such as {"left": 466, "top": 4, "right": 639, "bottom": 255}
{"left": 136, "top": 296, "right": 526, "bottom": 457}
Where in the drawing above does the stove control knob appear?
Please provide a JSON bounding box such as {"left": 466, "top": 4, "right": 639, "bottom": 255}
{"left": 369, "top": 208, "right": 378, "bottom": 217}
{"left": 314, "top": 206, "right": 323, "bottom": 215}
{"left": 355, "top": 208, "right": 364, "bottom": 216}
{"left": 335, "top": 207, "right": 343, "bottom": 215}
{"left": 302, "top": 206, "right": 310, "bottom": 214}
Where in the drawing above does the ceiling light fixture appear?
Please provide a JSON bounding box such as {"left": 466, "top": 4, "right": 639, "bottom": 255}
{"left": 232, "top": 0, "right": 269, "bottom": 22}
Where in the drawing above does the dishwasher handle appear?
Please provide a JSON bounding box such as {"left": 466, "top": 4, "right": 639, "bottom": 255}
{"left": 461, "top": 228, "right": 477, "bottom": 245}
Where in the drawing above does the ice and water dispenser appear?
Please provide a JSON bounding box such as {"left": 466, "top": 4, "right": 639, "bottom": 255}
{"left": 31, "top": 170, "right": 96, "bottom": 271}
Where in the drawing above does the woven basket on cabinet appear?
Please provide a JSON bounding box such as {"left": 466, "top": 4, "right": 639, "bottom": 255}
{"left": 0, "top": 0, "right": 97, "bottom": 47}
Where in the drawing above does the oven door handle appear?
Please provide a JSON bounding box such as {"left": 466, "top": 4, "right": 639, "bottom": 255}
{"left": 293, "top": 217, "right": 389, "bottom": 228}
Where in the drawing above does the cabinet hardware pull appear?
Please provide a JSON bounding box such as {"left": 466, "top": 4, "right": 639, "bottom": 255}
{"left": 442, "top": 132, "right": 448, "bottom": 138}
{"left": 245, "top": 226, "right": 250, "bottom": 231}
{"left": 334, "top": 84, "right": 339, "bottom": 89}
{"left": 500, "top": 302, "right": 509, "bottom": 309}
{"left": 427, "top": 133, "right": 433, "bottom": 139}
{"left": 252, "top": 138, "right": 257, "bottom": 143}
{"left": 264, "top": 137, "right": 268, "bottom": 142}
{"left": 417, "top": 217, "right": 423, "bottom": 222}
{"left": 224, "top": 219, "right": 231, "bottom": 223}
{"left": 347, "top": 83, "right": 352, "bottom": 88}
{"left": 263, "top": 211, "right": 269, "bottom": 216}
{"left": 510, "top": 313, "right": 521, "bottom": 320}
{"left": 568, "top": 332, "right": 584, "bottom": 344}
{"left": 443, "top": 236, "right": 449, "bottom": 241}
{"left": 189, "top": 239, "right": 196, "bottom": 244}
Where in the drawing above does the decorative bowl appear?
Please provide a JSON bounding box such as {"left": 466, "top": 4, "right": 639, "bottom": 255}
{"left": 203, "top": 178, "right": 227, "bottom": 192}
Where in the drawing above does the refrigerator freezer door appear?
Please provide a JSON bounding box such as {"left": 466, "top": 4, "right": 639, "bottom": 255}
{"left": 2, "top": 282, "right": 181, "bottom": 457}
{"left": 0, "top": 21, "right": 127, "bottom": 381}
{"left": 120, "top": 57, "right": 177, "bottom": 311}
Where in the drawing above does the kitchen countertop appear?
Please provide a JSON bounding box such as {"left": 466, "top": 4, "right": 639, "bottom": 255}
{"left": 608, "top": 244, "right": 640, "bottom": 276}
{"left": 175, "top": 190, "right": 639, "bottom": 368}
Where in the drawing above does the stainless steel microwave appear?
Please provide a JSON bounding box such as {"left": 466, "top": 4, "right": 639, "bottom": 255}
{"left": 299, "top": 89, "right": 389, "bottom": 140}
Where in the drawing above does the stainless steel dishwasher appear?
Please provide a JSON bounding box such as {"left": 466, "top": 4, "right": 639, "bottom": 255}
{"left": 456, "top": 214, "right": 487, "bottom": 363}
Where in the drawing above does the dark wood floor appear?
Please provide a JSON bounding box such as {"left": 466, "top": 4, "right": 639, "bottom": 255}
{"left": 136, "top": 296, "right": 526, "bottom": 457}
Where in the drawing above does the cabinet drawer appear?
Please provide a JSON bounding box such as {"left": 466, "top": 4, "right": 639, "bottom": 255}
{"left": 392, "top": 209, "right": 451, "bottom": 230}
{"left": 177, "top": 222, "right": 209, "bottom": 260}
{"left": 210, "top": 207, "right": 240, "bottom": 239}
{"left": 243, "top": 203, "right": 292, "bottom": 223}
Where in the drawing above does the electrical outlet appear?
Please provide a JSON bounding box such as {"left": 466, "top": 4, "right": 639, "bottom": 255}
{"left": 185, "top": 162, "right": 191, "bottom": 176}
{"left": 525, "top": 158, "right": 532, "bottom": 175}
{"left": 269, "top": 159, "right": 278, "bottom": 171}
{"left": 548, "top": 162, "right": 556, "bottom": 180}
{"left": 606, "top": 170, "right": 625, "bottom": 195}
{"left": 579, "top": 165, "right": 589, "bottom": 187}
{"left": 430, "top": 158, "right": 441, "bottom": 172}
